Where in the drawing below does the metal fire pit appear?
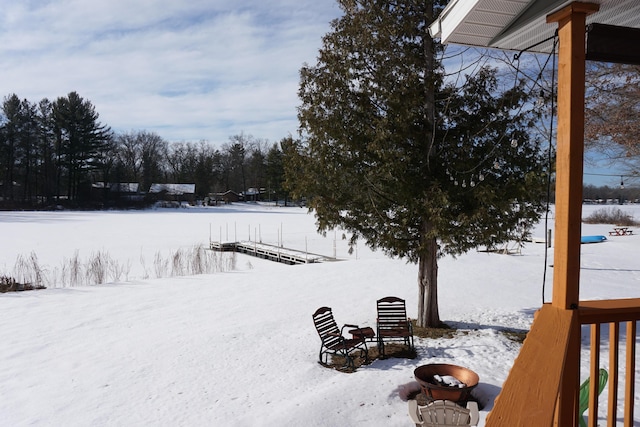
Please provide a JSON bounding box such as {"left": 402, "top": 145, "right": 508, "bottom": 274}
{"left": 414, "top": 363, "right": 479, "bottom": 402}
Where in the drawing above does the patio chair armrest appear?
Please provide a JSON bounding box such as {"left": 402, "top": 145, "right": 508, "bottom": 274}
{"left": 407, "top": 319, "right": 414, "bottom": 332}
{"left": 467, "top": 401, "right": 480, "bottom": 426}
{"left": 408, "top": 399, "right": 422, "bottom": 424}
{"left": 341, "top": 323, "right": 361, "bottom": 334}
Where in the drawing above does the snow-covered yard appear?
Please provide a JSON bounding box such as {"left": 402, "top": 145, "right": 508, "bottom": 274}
{"left": 1, "top": 203, "right": 638, "bottom": 426}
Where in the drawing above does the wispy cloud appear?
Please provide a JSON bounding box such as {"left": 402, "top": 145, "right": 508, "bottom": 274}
{"left": 0, "top": 0, "right": 340, "bottom": 144}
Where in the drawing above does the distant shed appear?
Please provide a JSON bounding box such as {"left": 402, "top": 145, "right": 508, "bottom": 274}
{"left": 91, "top": 182, "right": 141, "bottom": 202}
{"left": 209, "top": 190, "right": 240, "bottom": 205}
{"left": 148, "top": 183, "right": 196, "bottom": 204}
{"left": 111, "top": 183, "right": 139, "bottom": 194}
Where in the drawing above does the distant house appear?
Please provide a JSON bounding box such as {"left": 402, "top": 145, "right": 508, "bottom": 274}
{"left": 148, "top": 183, "right": 196, "bottom": 204}
{"left": 243, "top": 187, "right": 266, "bottom": 202}
{"left": 208, "top": 190, "right": 240, "bottom": 205}
{"left": 91, "top": 182, "right": 141, "bottom": 202}
{"left": 112, "top": 183, "right": 143, "bottom": 202}
{"left": 111, "top": 183, "right": 139, "bottom": 194}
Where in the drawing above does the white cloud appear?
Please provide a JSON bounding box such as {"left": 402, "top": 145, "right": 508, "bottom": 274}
{"left": 0, "top": 0, "right": 341, "bottom": 144}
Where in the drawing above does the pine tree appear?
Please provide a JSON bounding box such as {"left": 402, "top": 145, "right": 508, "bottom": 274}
{"left": 53, "top": 92, "right": 112, "bottom": 202}
{"left": 289, "top": 0, "right": 548, "bottom": 327}
{"left": 266, "top": 142, "right": 285, "bottom": 204}
{"left": 36, "top": 98, "right": 57, "bottom": 204}
{"left": 0, "top": 94, "right": 23, "bottom": 201}
{"left": 0, "top": 94, "right": 41, "bottom": 204}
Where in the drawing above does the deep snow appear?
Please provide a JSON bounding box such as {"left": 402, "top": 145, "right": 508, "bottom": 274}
{"left": 0, "top": 203, "right": 638, "bottom": 426}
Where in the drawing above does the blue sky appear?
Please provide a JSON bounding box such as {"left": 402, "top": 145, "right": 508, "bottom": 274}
{"left": 0, "top": 0, "right": 341, "bottom": 145}
{"left": 0, "top": 1, "right": 627, "bottom": 186}
{"left": 584, "top": 151, "right": 634, "bottom": 187}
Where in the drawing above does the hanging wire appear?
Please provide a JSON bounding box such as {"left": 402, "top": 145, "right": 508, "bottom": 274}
{"left": 541, "top": 34, "right": 559, "bottom": 305}
{"left": 510, "top": 31, "right": 559, "bottom": 305}
{"left": 584, "top": 172, "right": 639, "bottom": 178}
{"left": 443, "top": 32, "right": 559, "bottom": 183}
{"left": 446, "top": 45, "right": 529, "bottom": 181}
{"left": 508, "top": 33, "right": 560, "bottom": 305}
{"left": 513, "top": 33, "right": 559, "bottom": 61}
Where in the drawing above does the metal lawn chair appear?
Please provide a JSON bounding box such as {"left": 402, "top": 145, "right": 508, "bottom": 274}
{"left": 312, "top": 306, "right": 369, "bottom": 369}
{"left": 376, "top": 296, "right": 414, "bottom": 357}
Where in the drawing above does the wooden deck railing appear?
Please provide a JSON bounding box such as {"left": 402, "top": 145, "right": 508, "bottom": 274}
{"left": 579, "top": 299, "right": 638, "bottom": 427}
{"left": 486, "top": 298, "right": 640, "bottom": 426}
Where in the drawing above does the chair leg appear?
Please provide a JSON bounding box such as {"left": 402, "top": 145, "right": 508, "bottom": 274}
{"left": 378, "top": 338, "right": 386, "bottom": 358}
{"left": 341, "top": 349, "right": 354, "bottom": 370}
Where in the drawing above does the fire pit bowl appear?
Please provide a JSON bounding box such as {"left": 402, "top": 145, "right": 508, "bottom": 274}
{"left": 414, "top": 363, "right": 479, "bottom": 402}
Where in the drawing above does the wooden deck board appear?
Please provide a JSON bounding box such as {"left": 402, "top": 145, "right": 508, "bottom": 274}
{"left": 486, "top": 305, "right": 577, "bottom": 426}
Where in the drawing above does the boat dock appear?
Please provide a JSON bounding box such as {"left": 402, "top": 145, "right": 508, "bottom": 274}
{"left": 209, "top": 241, "right": 333, "bottom": 265}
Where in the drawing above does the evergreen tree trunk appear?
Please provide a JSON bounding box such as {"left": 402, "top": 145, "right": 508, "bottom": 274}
{"left": 417, "top": 1, "right": 439, "bottom": 328}
{"left": 55, "top": 132, "right": 62, "bottom": 203}
{"left": 417, "top": 220, "right": 440, "bottom": 328}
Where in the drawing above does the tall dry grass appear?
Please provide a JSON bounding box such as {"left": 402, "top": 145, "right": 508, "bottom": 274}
{"left": 2, "top": 246, "right": 236, "bottom": 289}
{"left": 12, "top": 252, "right": 46, "bottom": 289}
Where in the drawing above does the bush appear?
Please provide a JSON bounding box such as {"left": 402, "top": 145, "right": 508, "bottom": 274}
{"left": 0, "top": 275, "right": 46, "bottom": 293}
{"left": 583, "top": 207, "right": 640, "bottom": 226}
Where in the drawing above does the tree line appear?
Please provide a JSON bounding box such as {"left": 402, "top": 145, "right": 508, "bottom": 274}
{"left": 583, "top": 183, "right": 640, "bottom": 204}
{"left": 0, "top": 92, "right": 291, "bottom": 208}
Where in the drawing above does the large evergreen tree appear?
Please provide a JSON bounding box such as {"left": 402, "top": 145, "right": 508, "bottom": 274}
{"left": 53, "top": 92, "right": 112, "bottom": 202}
{"left": 0, "top": 95, "right": 41, "bottom": 203}
{"left": 36, "top": 98, "right": 57, "bottom": 204}
{"left": 289, "top": 0, "right": 548, "bottom": 327}
{"left": 221, "top": 133, "right": 255, "bottom": 194}
{"left": 266, "top": 141, "right": 286, "bottom": 204}
{"left": 0, "top": 94, "right": 23, "bottom": 201}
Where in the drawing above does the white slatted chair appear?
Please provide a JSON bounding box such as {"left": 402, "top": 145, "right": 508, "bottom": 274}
{"left": 408, "top": 399, "right": 479, "bottom": 427}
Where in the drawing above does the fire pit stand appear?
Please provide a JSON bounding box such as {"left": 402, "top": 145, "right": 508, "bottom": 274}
{"left": 413, "top": 363, "right": 479, "bottom": 404}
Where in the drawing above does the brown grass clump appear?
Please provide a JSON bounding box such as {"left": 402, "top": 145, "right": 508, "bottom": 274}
{"left": 412, "top": 321, "right": 458, "bottom": 339}
{"left": 0, "top": 276, "right": 46, "bottom": 293}
{"left": 501, "top": 329, "right": 528, "bottom": 343}
{"left": 328, "top": 343, "right": 418, "bottom": 372}
{"left": 584, "top": 207, "right": 639, "bottom": 226}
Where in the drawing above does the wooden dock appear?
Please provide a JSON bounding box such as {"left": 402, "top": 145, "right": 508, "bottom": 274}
{"left": 209, "top": 241, "right": 332, "bottom": 265}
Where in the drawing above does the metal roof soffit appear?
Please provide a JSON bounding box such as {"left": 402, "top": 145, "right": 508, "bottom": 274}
{"left": 489, "top": 0, "right": 568, "bottom": 48}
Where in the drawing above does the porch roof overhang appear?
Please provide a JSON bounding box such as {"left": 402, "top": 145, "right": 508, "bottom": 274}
{"left": 430, "top": 3, "right": 640, "bottom": 425}
{"left": 429, "top": 0, "right": 640, "bottom": 53}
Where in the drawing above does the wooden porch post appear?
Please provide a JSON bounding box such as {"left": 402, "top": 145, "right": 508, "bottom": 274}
{"left": 547, "top": 3, "right": 599, "bottom": 426}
